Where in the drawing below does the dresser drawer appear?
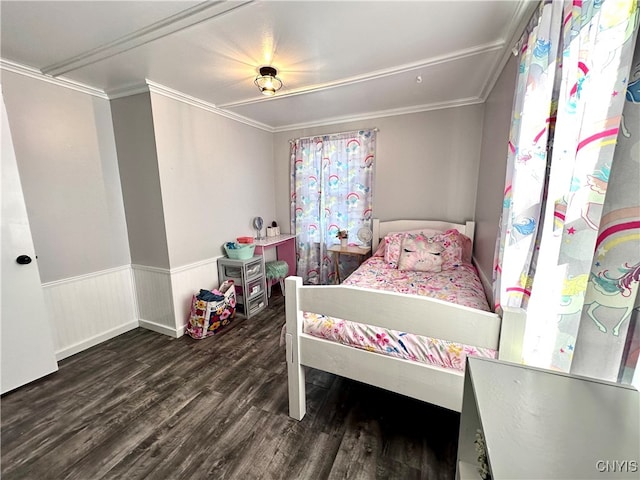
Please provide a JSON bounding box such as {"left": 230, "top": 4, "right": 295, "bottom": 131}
{"left": 220, "top": 264, "right": 242, "bottom": 281}
{"left": 246, "top": 262, "right": 263, "bottom": 278}
{"left": 247, "top": 294, "right": 266, "bottom": 316}
{"left": 247, "top": 278, "right": 264, "bottom": 299}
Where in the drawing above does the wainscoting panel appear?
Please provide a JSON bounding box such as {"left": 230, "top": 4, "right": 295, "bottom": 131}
{"left": 169, "top": 257, "right": 220, "bottom": 337}
{"left": 42, "top": 266, "right": 137, "bottom": 360}
{"left": 132, "top": 264, "right": 175, "bottom": 336}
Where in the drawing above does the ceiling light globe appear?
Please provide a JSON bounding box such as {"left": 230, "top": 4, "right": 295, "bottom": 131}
{"left": 254, "top": 65, "right": 282, "bottom": 96}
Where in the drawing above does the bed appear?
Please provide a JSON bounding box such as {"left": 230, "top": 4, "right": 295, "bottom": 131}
{"left": 284, "top": 219, "right": 526, "bottom": 420}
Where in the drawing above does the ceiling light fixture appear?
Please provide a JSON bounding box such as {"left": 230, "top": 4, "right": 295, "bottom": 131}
{"left": 254, "top": 66, "right": 283, "bottom": 96}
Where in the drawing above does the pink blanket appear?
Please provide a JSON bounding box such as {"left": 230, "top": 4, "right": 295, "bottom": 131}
{"left": 302, "top": 257, "right": 496, "bottom": 371}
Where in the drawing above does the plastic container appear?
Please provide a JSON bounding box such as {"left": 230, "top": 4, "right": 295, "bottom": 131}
{"left": 224, "top": 243, "right": 256, "bottom": 260}
{"left": 237, "top": 236, "right": 254, "bottom": 244}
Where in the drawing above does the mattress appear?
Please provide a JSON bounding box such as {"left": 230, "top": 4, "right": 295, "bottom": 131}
{"left": 302, "top": 256, "right": 496, "bottom": 371}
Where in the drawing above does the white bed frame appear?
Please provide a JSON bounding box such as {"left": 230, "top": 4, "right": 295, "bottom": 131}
{"left": 284, "top": 219, "right": 526, "bottom": 420}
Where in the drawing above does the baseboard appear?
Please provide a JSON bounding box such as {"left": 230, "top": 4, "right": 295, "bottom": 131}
{"left": 55, "top": 320, "right": 139, "bottom": 361}
{"left": 139, "top": 318, "right": 181, "bottom": 338}
{"left": 177, "top": 323, "right": 187, "bottom": 337}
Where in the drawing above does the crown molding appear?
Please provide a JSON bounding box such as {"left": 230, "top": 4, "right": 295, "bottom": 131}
{"left": 0, "top": 59, "right": 108, "bottom": 99}
{"left": 0, "top": 58, "right": 274, "bottom": 131}
{"left": 145, "top": 80, "right": 274, "bottom": 132}
{"left": 273, "top": 97, "right": 484, "bottom": 133}
{"left": 41, "top": 1, "right": 255, "bottom": 77}
{"left": 478, "top": 0, "right": 538, "bottom": 101}
{"left": 218, "top": 41, "right": 503, "bottom": 110}
{"left": 106, "top": 82, "right": 151, "bottom": 99}
{"left": 1, "top": 57, "right": 487, "bottom": 134}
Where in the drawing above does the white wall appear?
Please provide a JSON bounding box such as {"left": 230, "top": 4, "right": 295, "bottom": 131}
{"left": 150, "top": 92, "right": 276, "bottom": 268}
{"left": 1, "top": 61, "right": 511, "bottom": 352}
{"left": 473, "top": 55, "right": 518, "bottom": 290}
{"left": 2, "top": 72, "right": 131, "bottom": 283}
{"left": 111, "top": 93, "right": 170, "bottom": 269}
{"left": 2, "top": 71, "right": 137, "bottom": 359}
{"left": 273, "top": 105, "right": 485, "bottom": 233}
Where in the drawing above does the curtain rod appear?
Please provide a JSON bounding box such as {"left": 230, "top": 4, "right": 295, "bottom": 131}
{"left": 289, "top": 127, "right": 379, "bottom": 144}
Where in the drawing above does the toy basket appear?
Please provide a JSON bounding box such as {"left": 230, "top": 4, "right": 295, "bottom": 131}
{"left": 224, "top": 243, "right": 256, "bottom": 260}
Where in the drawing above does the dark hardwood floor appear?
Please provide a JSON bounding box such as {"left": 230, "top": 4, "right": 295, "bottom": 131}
{"left": 1, "top": 293, "right": 460, "bottom": 479}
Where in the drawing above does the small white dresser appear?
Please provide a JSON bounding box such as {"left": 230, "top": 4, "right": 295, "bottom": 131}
{"left": 457, "top": 356, "right": 639, "bottom": 480}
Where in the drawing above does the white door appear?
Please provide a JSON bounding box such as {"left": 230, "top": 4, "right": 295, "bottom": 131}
{"left": 1, "top": 87, "right": 58, "bottom": 394}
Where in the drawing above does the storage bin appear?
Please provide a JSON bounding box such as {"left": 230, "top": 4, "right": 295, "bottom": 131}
{"left": 247, "top": 278, "right": 264, "bottom": 298}
{"left": 224, "top": 243, "right": 256, "bottom": 260}
{"left": 217, "top": 256, "right": 267, "bottom": 320}
{"left": 220, "top": 265, "right": 242, "bottom": 280}
{"left": 246, "top": 262, "right": 262, "bottom": 277}
{"left": 185, "top": 281, "right": 236, "bottom": 339}
{"left": 247, "top": 296, "right": 266, "bottom": 316}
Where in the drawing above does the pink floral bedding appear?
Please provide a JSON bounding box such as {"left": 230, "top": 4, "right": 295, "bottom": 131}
{"left": 302, "top": 256, "right": 496, "bottom": 371}
{"left": 344, "top": 256, "right": 490, "bottom": 311}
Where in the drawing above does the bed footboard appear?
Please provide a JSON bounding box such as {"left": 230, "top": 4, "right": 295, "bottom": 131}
{"left": 285, "top": 276, "right": 306, "bottom": 420}
{"left": 284, "top": 275, "right": 521, "bottom": 420}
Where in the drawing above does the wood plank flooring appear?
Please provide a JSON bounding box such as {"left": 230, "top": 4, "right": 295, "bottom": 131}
{"left": 1, "top": 293, "right": 460, "bottom": 479}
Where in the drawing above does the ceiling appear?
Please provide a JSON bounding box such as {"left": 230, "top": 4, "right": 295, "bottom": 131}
{"left": 0, "top": 1, "right": 536, "bottom": 132}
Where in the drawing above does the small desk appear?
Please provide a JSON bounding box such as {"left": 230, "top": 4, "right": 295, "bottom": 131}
{"left": 328, "top": 245, "right": 371, "bottom": 284}
{"left": 253, "top": 235, "right": 297, "bottom": 296}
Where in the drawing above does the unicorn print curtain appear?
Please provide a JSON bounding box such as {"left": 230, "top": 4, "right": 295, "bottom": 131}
{"left": 290, "top": 131, "right": 376, "bottom": 285}
{"left": 495, "top": 0, "right": 639, "bottom": 377}
{"left": 493, "top": 1, "right": 563, "bottom": 311}
{"left": 571, "top": 33, "right": 640, "bottom": 382}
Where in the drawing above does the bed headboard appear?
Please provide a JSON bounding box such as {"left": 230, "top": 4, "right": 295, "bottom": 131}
{"left": 372, "top": 219, "right": 475, "bottom": 252}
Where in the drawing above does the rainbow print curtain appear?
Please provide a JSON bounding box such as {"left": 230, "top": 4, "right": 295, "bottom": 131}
{"left": 290, "top": 131, "right": 376, "bottom": 285}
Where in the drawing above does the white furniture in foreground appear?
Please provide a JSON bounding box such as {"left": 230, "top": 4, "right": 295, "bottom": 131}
{"left": 457, "top": 356, "right": 640, "bottom": 480}
{"left": 284, "top": 218, "right": 527, "bottom": 420}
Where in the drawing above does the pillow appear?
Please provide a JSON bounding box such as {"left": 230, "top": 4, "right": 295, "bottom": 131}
{"left": 381, "top": 228, "right": 472, "bottom": 268}
{"left": 431, "top": 229, "right": 464, "bottom": 269}
{"left": 397, "top": 234, "right": 444, "bottom": 272}
{"left": 383, "top": 233, "right": 404, "bottom": 266}
{"left": 383, "top": 229, "right": 443, "bottom": 267}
